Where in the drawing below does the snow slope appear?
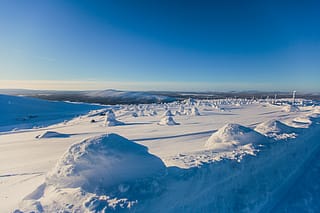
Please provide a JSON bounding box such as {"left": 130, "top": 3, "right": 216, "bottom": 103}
{"left": 0, "top": 94, "right": 103, "bottom": 132}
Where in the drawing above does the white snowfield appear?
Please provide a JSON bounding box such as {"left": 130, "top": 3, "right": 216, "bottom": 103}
{"left": 1, "top": 95, "right": 320, "bottom": 212}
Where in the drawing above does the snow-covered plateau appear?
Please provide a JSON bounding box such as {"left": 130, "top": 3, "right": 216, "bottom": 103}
{"left": 1, "top": 95, "right": 320, "bottom": 212}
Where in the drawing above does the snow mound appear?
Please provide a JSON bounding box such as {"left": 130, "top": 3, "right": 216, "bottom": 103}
{"left": 291, "top": 116, "right": 313, "bottom": 128}
{"left": 47, "top": 133, "right": 165, "bottom": 190}
{"left": 191, "top": 107, "right": 200, "bottom": 116}
{"left": 158, "top": 116, "right": 179, "bottom": 126}
{"left": 162, "top": 110, "right": 174, "bottom": 117}
{"left": 86, "top": 108, "right": 110, "bottom": 117}
{"left": 313, "top": 106, "right": 320, "bottom": 114}
{"left": 293, "top": 116, "right": 313, "bottom": 124}
{"left": 131, "top": 112, "right": 138, "bottom": 117}
{"left": 255, "top": 120, "right": 298, "bottom": 140}
{"left": 179, "top": 105, "right": 185, "bottom": 113}
{"left": 283, "top": 105, "right": 300, "bottom": 112}
{"left": 148, "top": 110, "right": 157, "bottom": 116}
{"left": 36, "top": 131, "right": 70, "bottom": 139}
{"left": 205, "top": 123, "right": 266, "bottom": 150}
{"left": 174, "top": 111, "right": 181, "bottom": 116}
{"left": 104, "top": 110, "right": 124, "bottom": 126}
{"left": 18, "top": 134, "right": 166, "bottom": 212}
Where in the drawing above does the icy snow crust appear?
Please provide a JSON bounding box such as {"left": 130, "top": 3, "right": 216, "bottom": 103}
{"left": 1, "top": 95, "right": 320, "bottom": 212}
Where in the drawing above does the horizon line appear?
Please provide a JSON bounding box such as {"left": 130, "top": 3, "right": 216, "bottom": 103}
{"left": 0, "top": 80, "right": 317, "bottom": 93}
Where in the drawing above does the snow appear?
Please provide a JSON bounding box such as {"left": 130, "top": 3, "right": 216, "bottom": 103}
{"left": 162, "top": 109, "right": 174, "bottom": 117}
{"left": 254, "top": 119, "right": 298, "bottom": 140}
{"left": 104, "top": 110, "right": 124, "bottom": 126}
{"left": 205, "top": 123, "right": 267, "bottom": 151}
{"left": 0, "top": 94, "right": 103, "bottom": 132}
{"left": 190, "top": 106, "right": 200, "bottom": 116}
{"left": 35, "top": 131, "right": 70, "bottom": 139}
{"left": 47, "top": 133, "right": 165, "bottom": 189}
{"left": 282, "top": 104, "right": 300, "bottom": 112}
{"left": 17, "top": 134, "right": 166, "bottom": 212}
{"left": 1, "top": 95, "right": 320, "bottom": 212}
{"left": 158, "top": 116, "right": 179, "bottom": 126}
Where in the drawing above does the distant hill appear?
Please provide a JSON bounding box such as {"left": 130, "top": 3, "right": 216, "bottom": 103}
{"left": 0, "top": 89, "right": 319, "bottom": 105}
{"left": 0, "top": 89, "right": 177, "bottom": 105}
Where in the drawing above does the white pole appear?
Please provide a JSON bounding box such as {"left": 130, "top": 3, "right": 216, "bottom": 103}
{"left": 292, "top": 91, "right": 296, "bottom": 106}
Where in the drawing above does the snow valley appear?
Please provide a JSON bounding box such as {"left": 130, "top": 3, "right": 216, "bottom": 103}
{"left": 1, "top": 94, "right": 320, "bottom": 212}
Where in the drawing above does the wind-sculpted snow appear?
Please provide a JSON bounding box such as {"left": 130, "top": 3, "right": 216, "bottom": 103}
{"left": 255, "top": 119, "right": 299, "bottom": 140}
{"left": 282, "top": 105, "right": 300, "bottom": 112}
{"left": 205, "top": 123, "right": 268, "bottom": 151}
{"left": 35, "top": 131, "right": 70, "bottom": 139}
{"left": 158, "top": 116, "right": 179, "bottom": 126}
{"left": 162, "top": 109, "right": 174, "bottom": 117}
{"left": 18, "top": 134, "right": 166, "bottom": 212}
{"left": 104, "top": 110, "right": 124, "bottom": 126}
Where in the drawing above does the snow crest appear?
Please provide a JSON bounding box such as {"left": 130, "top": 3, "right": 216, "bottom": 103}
{"left": 36, "top": 131, "right": 70, "bottom": 139}
{"left": 47, "top": 134, "right": 165, "bottom": 189}
{"left": 158, "top": 116, "right": 179, "bottom": 126}
{"left": 205, "top": 123, "right": 267, "bottom": 150}
{"left": 255, "top": 120, "right": 298, "bottom": 140}
{"left": 19, "top": 134, "right": 166, "bottom": 212}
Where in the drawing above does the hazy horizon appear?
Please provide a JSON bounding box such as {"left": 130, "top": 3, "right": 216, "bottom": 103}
{"left": 0, "top": 80, "right": 319, "bottom": 93}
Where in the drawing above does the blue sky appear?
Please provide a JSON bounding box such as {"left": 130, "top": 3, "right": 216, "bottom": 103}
{"left": 0, "top": 0, "right": 319, "bottom": 91}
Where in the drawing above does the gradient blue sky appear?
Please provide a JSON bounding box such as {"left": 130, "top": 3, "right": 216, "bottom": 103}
{"left": 0, "top": 0, "right": 319, "bottom": 91}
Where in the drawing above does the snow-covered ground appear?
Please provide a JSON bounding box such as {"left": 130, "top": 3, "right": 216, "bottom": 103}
{"left": 1, "top": 95, "right": 320, "bottom": 212}
{"left": 0, "top": 94, "right": 104, "bottom": 132}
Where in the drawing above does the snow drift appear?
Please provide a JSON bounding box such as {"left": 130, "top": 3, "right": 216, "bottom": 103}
{"left": 255, "top": 119, "right": 298, "bottom": 140}
{"left": 162, "top": 109, "right": 174, "bottom": 117}
{"left": 104, "top": 110, "right": 124, "bottom": 126}
{"left": 205, "top": 123, "right": 267, "bottom": 150}
{"left": 47, "top": 133, "right": 165, "bottom": 189}
{"left": 282, "top": 105, "right": 300, "bottom": 112}
{"left": 158, "top": 116, "right": 179, "bottom": 126}
{"left": 18, "top": 134, "right": 166, "bottom": 212}
{"left": 36, "top": 131, "right": 70, "bottom": 139}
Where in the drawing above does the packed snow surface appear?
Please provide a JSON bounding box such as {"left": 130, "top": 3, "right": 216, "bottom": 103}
{"left": 1, "top": 95, "right": 320, "bottom": 212}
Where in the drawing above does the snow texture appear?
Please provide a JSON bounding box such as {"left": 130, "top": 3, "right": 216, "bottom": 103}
{"left": 205, "top": 123, "right": 267, "bottom": 150}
